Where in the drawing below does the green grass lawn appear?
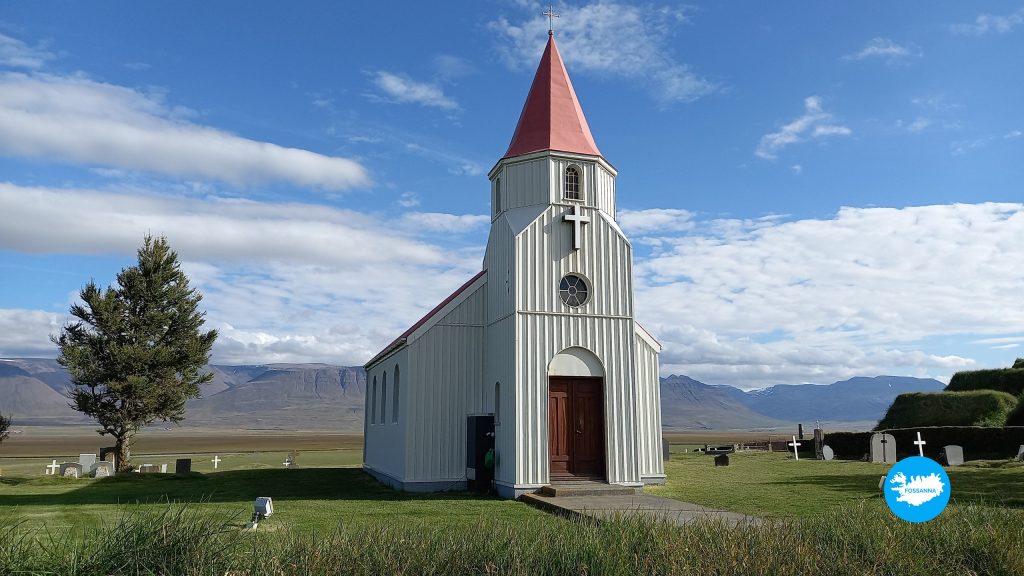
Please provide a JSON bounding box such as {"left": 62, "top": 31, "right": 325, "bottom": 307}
{"left": 650, "top": 451, "right": 1024, "bottom": 518}
{"left": 0, "top": 459, "right": 541, "bottom": 534}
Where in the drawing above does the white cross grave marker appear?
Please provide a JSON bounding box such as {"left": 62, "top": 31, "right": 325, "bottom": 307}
{"left": 914, "top": 431, "right": 926, "bottom": 457}
{"left": 45, "top": 460, "right": 60, "bottom": 475}
{"left": 212, "top": 455, "right": 221, "bottom": 469}
{"left": 788, "top": 436, "right": 802, "bottom": 460}
{"left": 562, "top": 204, "right": 590, "bottom": 251}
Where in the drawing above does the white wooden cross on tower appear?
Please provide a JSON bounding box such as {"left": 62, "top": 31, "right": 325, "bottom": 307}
{"left": 788, "top": 435, "right": 802, "bottom": 460}
{"left": 914, "top": 431, "right": 926, "bottom": 457}
{"left": 211, "top": 455, "right": 221, "bottom": 469}
{"left": 45, "top": 459, "right": 60, "bottom": 475}
{"left": 563, "top": 204, "right": 590, "bottom": 251}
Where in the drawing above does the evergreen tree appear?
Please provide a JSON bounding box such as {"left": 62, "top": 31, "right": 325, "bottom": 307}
{"left": 53, "top": 236, "right": 217, "bottom": 472}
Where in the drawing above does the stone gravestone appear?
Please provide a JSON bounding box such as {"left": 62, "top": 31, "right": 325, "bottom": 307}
{"left": 79, "top": 453, "right": 97, "bottom": 474}
{"left": 821, "top": 445, "right": 835, "bottom": 461}
{"left": 1016, "top": 445, "right": 1024, "bottom": 461}
{"left": 813, "top": 428, "right": 825, "bottom": 459}
{"left": 175, "top": 458, "right": 192, "bottom": 475}
{"left": 60, "top": 463, "right": 82, "bottom": 478}
{"left": 662, "top": 438, "right": 670, "bottom": 461}
{"left": 941, "top": 445, "right": 964, "bottom": 466}
{"left": 93, "top": 461, "right": 113, "bottom": 478}
{"left": 869, "top": 433, "right": 897, "bottom": 463}
{"left": 139, "top": 464, "right": 160, "bottom": 474}
{"left": 714, "top": 453, "right": 730, "bottom": 467}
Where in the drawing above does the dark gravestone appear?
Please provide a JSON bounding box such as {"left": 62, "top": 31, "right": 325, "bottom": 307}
{"left": 175, "top": 458, "right": 192, "bottom": 475}
{"left": 662, "top": 438, "right": 670, "bottom": 461}
{"left": 813, "top": 428, "right": 825, "bottom": 459}
{"left": 821, "top": 445, "right": 835, "bottom": 461}
{"left": 940, "top": 445, "right": 964, "bottom": 466}
{"left": 714, "top": 453, "right": 730, "bottom": 467}
{"left": 99, "top": 447, "right": 118, "bottom": 471}
{"left": 798, "top": 423, "right": 804, "bottom": 440}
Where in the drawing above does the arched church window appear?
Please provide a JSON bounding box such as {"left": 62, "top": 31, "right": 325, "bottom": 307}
{"left": 381, "top": 371, "right": 388, "bottom": 424}
{"left": 564, "top": 166, "right": 580, "bottom": 200}
{"left": 494, "top": 382, "right": 500, "bottom": 425}
{"left": 392, "top": 365, "right": 400, "bottom": 424}
{"left": 371, "top": 376, "right": 377, "bottom": 425}
{"left": 559, "top": 274, "right": 590, "bottom": 307}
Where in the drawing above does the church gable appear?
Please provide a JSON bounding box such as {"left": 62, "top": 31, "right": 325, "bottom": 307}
{"left": 514, "top": 205, "right": 633, "bottom": 318}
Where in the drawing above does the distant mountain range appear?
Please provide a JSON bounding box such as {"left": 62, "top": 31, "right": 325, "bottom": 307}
{"left": 0, "top": 358, "right": 943, "bottom": 432}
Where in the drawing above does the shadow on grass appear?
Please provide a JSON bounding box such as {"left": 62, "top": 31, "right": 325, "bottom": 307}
{"left": 0, "top": 468, "right": 495, "bottom": 507}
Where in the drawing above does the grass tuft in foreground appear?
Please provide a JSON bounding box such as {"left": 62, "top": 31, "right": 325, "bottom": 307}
{"left": 2, "top": 503, "right": 1022, "bottom": 576}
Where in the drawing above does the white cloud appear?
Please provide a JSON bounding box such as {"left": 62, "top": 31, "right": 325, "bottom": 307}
{"left": 489, "top": 2, "right": 716, "bottom": 104}
{"left": 790, "top": 164, "right": 802, "bottom": 175}
{"left": 0, "top": 32, "right": 54, "bottom": 69}
{"left": 0, "top": 309, "right": 66, "bottom": 356}
{"left": 370, "top": 71, "right": 459, "bottom": 110}
{"left": 903, "top": 118, "right": 930, "bottom": 133}
{"left": 1005, "top": 130, "right": 1023, "bottom": 139}
{"left": 631, "top": 202, "right": 1024, "bottom": 387}
{"left": 0, "top": 183, "right": 448, "bottom": 267}
{"left": 0, "top": 183, "right": 485, "bottom": 365}
{"left": 0, "top": 72, "right": 370, "bottom": 190}
{"left": 617, "top": 208, "right": 694, "bottom": 234}
{"left": 951, "top": 8, "right": 1024, "bottom": 35}
{"left": 402, "top": 212, "right": 490, "bottom": 233}
{"left": 843, "top": 38, "right": 922, "bottom": 64}
{"left": 397, "top": 192, "right": 421, "bottom": 208}
{"left": 756, "top": 96, "right": 851, "bottom": 160}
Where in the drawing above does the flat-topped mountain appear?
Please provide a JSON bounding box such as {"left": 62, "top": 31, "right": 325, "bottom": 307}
{"left": 1, "top": 358, "right": 943, "bottom": 431}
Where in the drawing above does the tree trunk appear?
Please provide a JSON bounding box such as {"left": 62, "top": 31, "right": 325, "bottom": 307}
{"left": 114, "top": 434, "right": 133, "bottom": 473}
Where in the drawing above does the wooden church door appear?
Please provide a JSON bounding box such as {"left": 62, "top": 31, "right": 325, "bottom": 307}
{"left": 549, "top": 377, "right": 605, "bottom": 480}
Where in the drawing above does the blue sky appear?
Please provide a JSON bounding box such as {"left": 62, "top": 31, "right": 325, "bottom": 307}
{"left": 0, "top": 1, "right": 1022, "bottom": 388}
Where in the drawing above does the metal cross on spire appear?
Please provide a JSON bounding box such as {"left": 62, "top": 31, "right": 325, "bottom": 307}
{"left": 542, "top": 5, "right": 559, "bottom": 35}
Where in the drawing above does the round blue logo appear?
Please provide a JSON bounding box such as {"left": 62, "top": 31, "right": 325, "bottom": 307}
{"left": 883, "top": 456, "right": 951, "bottom": 523}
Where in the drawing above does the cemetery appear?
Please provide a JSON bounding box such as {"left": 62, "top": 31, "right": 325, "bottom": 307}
{"left": 2, "top": 429, "right": 1023, "bottom": 574}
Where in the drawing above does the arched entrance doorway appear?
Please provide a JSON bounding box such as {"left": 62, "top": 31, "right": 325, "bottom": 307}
{"left": 548, "top": 347, "right": 605, "bottom": 481}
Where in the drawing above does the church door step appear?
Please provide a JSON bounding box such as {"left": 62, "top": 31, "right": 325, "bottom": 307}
{"left": 540, "top": 482, "right": 640, "bottom": 497}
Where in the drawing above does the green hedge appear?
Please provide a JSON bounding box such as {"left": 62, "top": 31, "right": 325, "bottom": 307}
{"left": 1008, "top": 399, "right": 1024, "bottom": 426}
{"left": 876, "top": 390, "right": 1018, "bottom": 429}
{"left": 825, "top": 426, "right": 1024, "bottom": 460}
{"left": 946, "top": 367, "right": 1024, "bottom": 396}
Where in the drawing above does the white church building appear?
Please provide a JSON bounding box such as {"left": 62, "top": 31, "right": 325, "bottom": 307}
{"left": 363, "top": 31, "right": 664, "bottom": 499}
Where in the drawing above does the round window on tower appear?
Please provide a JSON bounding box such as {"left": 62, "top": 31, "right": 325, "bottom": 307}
{"left": 559, "top": 274, "right": 590, "bottom": 307}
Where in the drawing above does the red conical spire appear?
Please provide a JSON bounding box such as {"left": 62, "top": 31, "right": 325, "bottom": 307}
{"left": 503, "top": 33, "right": 601, "bottom": 159}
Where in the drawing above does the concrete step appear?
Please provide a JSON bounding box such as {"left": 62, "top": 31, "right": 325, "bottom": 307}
{"left": 539, "top": 483, "right": 640, "bottom": 497}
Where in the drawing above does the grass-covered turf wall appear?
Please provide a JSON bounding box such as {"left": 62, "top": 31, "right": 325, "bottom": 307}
{"left": 826, "top": 426, "right": 1024, "bottom": 461}
{"left": 946, "top": 366, "right": 1024, "bottom": 396}
{"left": 876, "top": 390, "right": 1019, "bottom": 429}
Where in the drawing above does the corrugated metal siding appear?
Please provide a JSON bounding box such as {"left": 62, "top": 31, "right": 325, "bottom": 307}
{"left": 516, "top": 313, "right": 639, "bottom": 485}
{"left": 404, "top": 285, "right": 485, "bottom": 482}
{"left": 634, "top": 327, "right": 664, "bottom": 477}
{"left": 484, "top": 217, "right": 516, "bottom": 324}
{"left": 595, "top": 165, "right": 615, "bottom": 217}
{"left": 364, "top": 347, "right": 408, "bottom": 479}
{"left": 501, "top": 158, "right": 548, "bottom": 211}
{"left": 516, "top": 206, "right": 633, "bottom": 318}
{"left": 486, "top": 315, "right": 516, "bottom": 487}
